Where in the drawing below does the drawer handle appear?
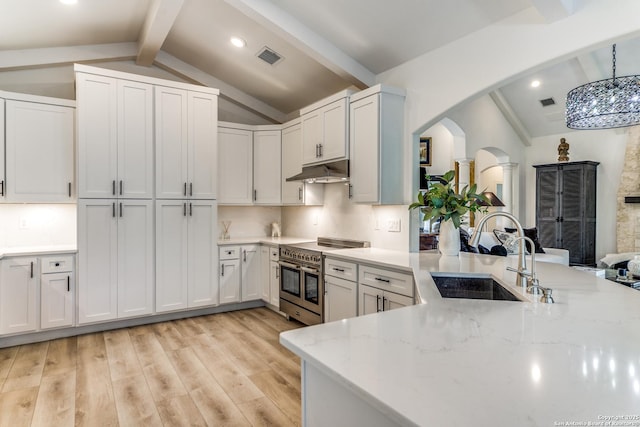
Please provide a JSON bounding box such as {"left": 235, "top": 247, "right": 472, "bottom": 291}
{"left": 374, "top": 277, "right": 390, "bottom": 283}
{"left": 333, "top": 268, "right": 345, "bottom": 272}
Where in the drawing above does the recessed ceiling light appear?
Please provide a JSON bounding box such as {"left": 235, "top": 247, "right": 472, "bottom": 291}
{"left": 531, "top": 80, "right": 541, "bottom": 88}
{"left": 60, "top": 0, "right": 78, "bottom": 4}
{"left": 230, "top": 37, "right": 246, "bottom": 48}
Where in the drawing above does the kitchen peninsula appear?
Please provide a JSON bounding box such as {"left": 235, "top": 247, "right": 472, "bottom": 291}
{"left": 281, "top": 249, "right": 640, "bottom": 426}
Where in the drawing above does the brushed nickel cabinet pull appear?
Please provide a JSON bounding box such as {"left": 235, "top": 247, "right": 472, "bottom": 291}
{"left": 298, "top": 187, "right": 302, "bottom": 201}
{"left": 30, "top": 262, "right": 33, "bottom": 278}
{"left": 221, "top": 264, "right": 225, "bottom": 276}
{"left": 68, "top": 182, "right": 72, "bottom": 197}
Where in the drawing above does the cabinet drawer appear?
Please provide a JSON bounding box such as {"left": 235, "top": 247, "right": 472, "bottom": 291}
{"left": 41, "top": 255, "right": 74, "bottom": 273}
{"left": 270, "top": 247, "right": 279, "bottom": 261}
{"left": 325, "top": 258, "right": 357, "bottom": 281}
{"left": 219, "top": 246, "right": 240, "bottom": 260}
{"left": 358, "top": 265, "right": 414, "bottom": 298}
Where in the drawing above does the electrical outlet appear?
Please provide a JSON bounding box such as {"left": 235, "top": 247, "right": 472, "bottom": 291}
{"left": 387, "top": 218, "right": 401, "bottom": 232}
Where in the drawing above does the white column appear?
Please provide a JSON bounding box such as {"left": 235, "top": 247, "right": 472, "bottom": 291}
{"left": 498, "top": 162, "right": 516, "bottom": 229}
{"left": 456, "top": 158, "right": 472, "bottom": 228}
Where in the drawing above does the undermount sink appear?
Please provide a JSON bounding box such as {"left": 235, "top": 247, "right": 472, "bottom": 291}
{"left": 431, "top": 273, "right": 523, "bottom": 302}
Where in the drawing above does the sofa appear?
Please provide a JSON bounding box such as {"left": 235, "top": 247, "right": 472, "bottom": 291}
{"left": 473, "top": 231, "right": 570, "bottom": 266}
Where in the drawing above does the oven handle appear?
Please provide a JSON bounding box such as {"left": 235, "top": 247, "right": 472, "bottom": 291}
{"left": 278, "top": 260, "right": 300, "bottom": 270}
{"left": 300, "top": 266, "right": 320, "bottom": 274}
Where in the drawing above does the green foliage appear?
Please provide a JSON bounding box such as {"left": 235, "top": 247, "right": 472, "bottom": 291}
{"left": 409, "top": 169, "right": 490, "bottom": 229}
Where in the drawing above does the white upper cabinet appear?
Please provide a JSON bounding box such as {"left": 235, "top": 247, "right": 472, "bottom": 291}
{"left": 5, "top": 99, "right": 75, "bottom": 202}
{"left": 76, "top": 73, "right": 153, "bottom": 199}
{"left": 218, "top": 126, "right": 253, "bottom": 204}
{"left": 301, "top": 92, "right": 353, "bottom": 166}
{"left": 253, "top": 129, "right": 281, "bottom": 204}
{"left": 281, "top": 122, "right": 304, "bottom": 205}
{"left": 156, "top": 87, "right": 218, "bottom": 200}
{"left": 0, "top": 100, "right": 4, "bottom": 199}
{"left": 349, "top": 85, "right": 405, "bottom": 205}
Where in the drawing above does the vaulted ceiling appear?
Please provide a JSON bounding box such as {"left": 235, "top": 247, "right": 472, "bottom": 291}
{"left": 1, "top": 0, "right": 639, "bottom": 135}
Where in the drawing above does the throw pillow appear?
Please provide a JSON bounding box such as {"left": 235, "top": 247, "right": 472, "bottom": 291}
{"left": 478, "top": 245, "right": 491, "bottom": 255}
{"left": 504, "top": 227, "right": 546, "bottom": 254}
{"left": 459, "top": 228, "right": 478, "bottom": 253}
{"left": 493, "top": 229, "right": 521, "bottom": 254}
{"left": 490, "top": 245, "right": 508, "bottom": 257}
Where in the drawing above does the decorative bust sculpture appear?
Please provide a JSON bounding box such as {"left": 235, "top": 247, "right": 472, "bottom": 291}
{"left": 557, "top": 137, "right": 570, "bottom": 162}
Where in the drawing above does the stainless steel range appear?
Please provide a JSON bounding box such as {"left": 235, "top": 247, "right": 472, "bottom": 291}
{"left": 279, "top": 237, "right": 369, "bottom": 325}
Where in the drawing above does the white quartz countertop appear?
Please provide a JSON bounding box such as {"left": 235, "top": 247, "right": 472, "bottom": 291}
{"left": 281, "top": 250, "right": 640, "bottom": 426}
{"left": 217, "top": 236, "right": 314, "bottom": 246}
{"left": 0, "top": 245, "right": 77, "bottom": 259}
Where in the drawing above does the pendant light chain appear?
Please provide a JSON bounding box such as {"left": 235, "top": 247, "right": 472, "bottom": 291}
{"left": 612, "top": 44, "right": 617, "bottom": 82}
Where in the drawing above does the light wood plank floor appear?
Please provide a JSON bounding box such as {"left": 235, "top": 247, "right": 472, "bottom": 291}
{"left": 0, "top": 308, "right": 304, "bottom": 427}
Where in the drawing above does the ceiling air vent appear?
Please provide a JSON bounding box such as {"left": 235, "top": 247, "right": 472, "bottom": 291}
{"left": 540, "top": 97, "right": 556, "bottom": 107}
{"left": 256, "top": 46, "right": 283, "bottom": 65}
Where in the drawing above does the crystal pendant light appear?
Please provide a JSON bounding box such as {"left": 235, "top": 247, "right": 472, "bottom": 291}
{"left": 566, "top": 44, "right": 640, "bottom": 130}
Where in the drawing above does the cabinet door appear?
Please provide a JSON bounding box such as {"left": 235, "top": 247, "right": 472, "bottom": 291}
{"left": 281, "top": 123, "right": 304, "bottom": 205}
{"left": 536, "top": 167, "right": 560, "bottom": 248}
{"left": 321, "top": 99, "right": 348, "bottom": 161}
{"left": 0, "top": 257, "right": 38, "bottom": 335}
{"left": 117, "top": 200, "right": 154, "bottom": 318}
{"left": 260, "top": 246, "right": 271, "bottom": 302}
{"left": 383, "top": 292, "right": 413, "bottom": 311}
{"left": 41, "top": 272, "right": 74, "bottom": 329}
{"left": 189, "top": 91, "right": 218, "bottom": 199}
{"left": 0, "top": 100, "right": 4, "bottom": 200}
{"left": 219, "top": 259, "right": 240, "bottom": 304}
{"left": 117, "top": 80, "right": 154, "bottom": 199}
{"left": 76, "top": 73, "right": 118, "bottom": 198}
{"left": 301, "top": 110, "right": 322, "bottom": 165}
{"left": 560, "top": 165, "right": 586, "bottom": 264}
{"left": 270, "top": 260, "right": 280, "bottom": 307}
{"left": 78, "top": 200, "right": 118, "bottom": 324}
{"left": 5, "top": 100, "right": 74, "bottom": 202}
{"left": 350, "top": 94, "right": 379, "bottom": 203}
{"left": 241, "top": 245, "right": 261, "bottom": 301}
{"left": 325, "top": 276, "right": 357, "bottom": 322}
{"left": 253, "top": 130, "right": 281, "bottom": 204}
{"left": 358, "top": 284, "right": 383, "bottom": 316}
{"left": 155, "top": 87, "right": 189, "bottom": 199}
{"left": 218, "top": 127, "right": 253, "bottom": 204}
{"left": 188, "top": 201, "right": 218, "bottom": 307}
{"left": 155, "top": 200, "right": 188, "bottom": 312}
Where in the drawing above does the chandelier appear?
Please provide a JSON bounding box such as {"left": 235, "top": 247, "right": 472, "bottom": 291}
{"left": 566, "top": 44, "right": 640, "bottom": 130}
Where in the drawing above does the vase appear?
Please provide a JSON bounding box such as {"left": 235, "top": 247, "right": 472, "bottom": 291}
{"left": 438, "top": 220, "right": 460, "bottom": 256}
{"left": 627, "top": 255, "right": 640, "bottom": 277}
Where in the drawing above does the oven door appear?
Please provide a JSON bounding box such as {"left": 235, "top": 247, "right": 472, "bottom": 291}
{"left": 300, "top": 266, "right": 323, "bottom": 317}
{"left": 279, "top": 261, "right": 302, "bottom": 304}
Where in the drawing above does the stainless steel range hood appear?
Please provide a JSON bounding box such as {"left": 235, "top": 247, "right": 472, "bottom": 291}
{"left": 286, "top": 159, "right": 349, "bottom": 183}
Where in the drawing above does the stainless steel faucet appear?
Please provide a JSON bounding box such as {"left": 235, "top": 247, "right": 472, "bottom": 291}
{"left": 469, "top": 212, "right": 528, "bottom": 288}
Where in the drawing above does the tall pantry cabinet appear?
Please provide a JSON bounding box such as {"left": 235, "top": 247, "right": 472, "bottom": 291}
{"left": 75, "top": 64, "right": 219, "bottom": 324}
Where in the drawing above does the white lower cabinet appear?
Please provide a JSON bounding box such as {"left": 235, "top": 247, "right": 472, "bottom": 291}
{"left": 260, "top": 245, "right": 280, "bottom": 307}
{"left": 0, "top": 257, "right": 38, "bottom": 335}
{"left": 156, "top": 200, "right": 218, "bottom": 313}
{"left": 241, "top": 245, "right": 261, "bottom": 301}
{"left": 40, "top": 255, "right": 74, "bottom": 330}
{"left": 324, "top": 258, "right": 358, "bottom": 322}
{"left": 78, "top": 199, "right": 154, "bottom": 324}
{"left": 219, "top": 246, "right": 241, "bottom": 304}
{"left": 358, "top": 264, "right": 414, "bottom": 316}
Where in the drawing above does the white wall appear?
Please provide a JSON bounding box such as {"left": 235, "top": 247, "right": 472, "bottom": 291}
{"left": 524, "top": 130, "right": 627, "bottom": 261}
{"left": 0, "top": 204, "right": 76, "bottom": 248}
{"left": 420, "top": 122, "right": 454, "bottom": 176}
{"left": 282, "top": 184, "right": 409, "bottom": 251}
{"left": 218, "top": 206, "right": 282, "bottom": 239}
